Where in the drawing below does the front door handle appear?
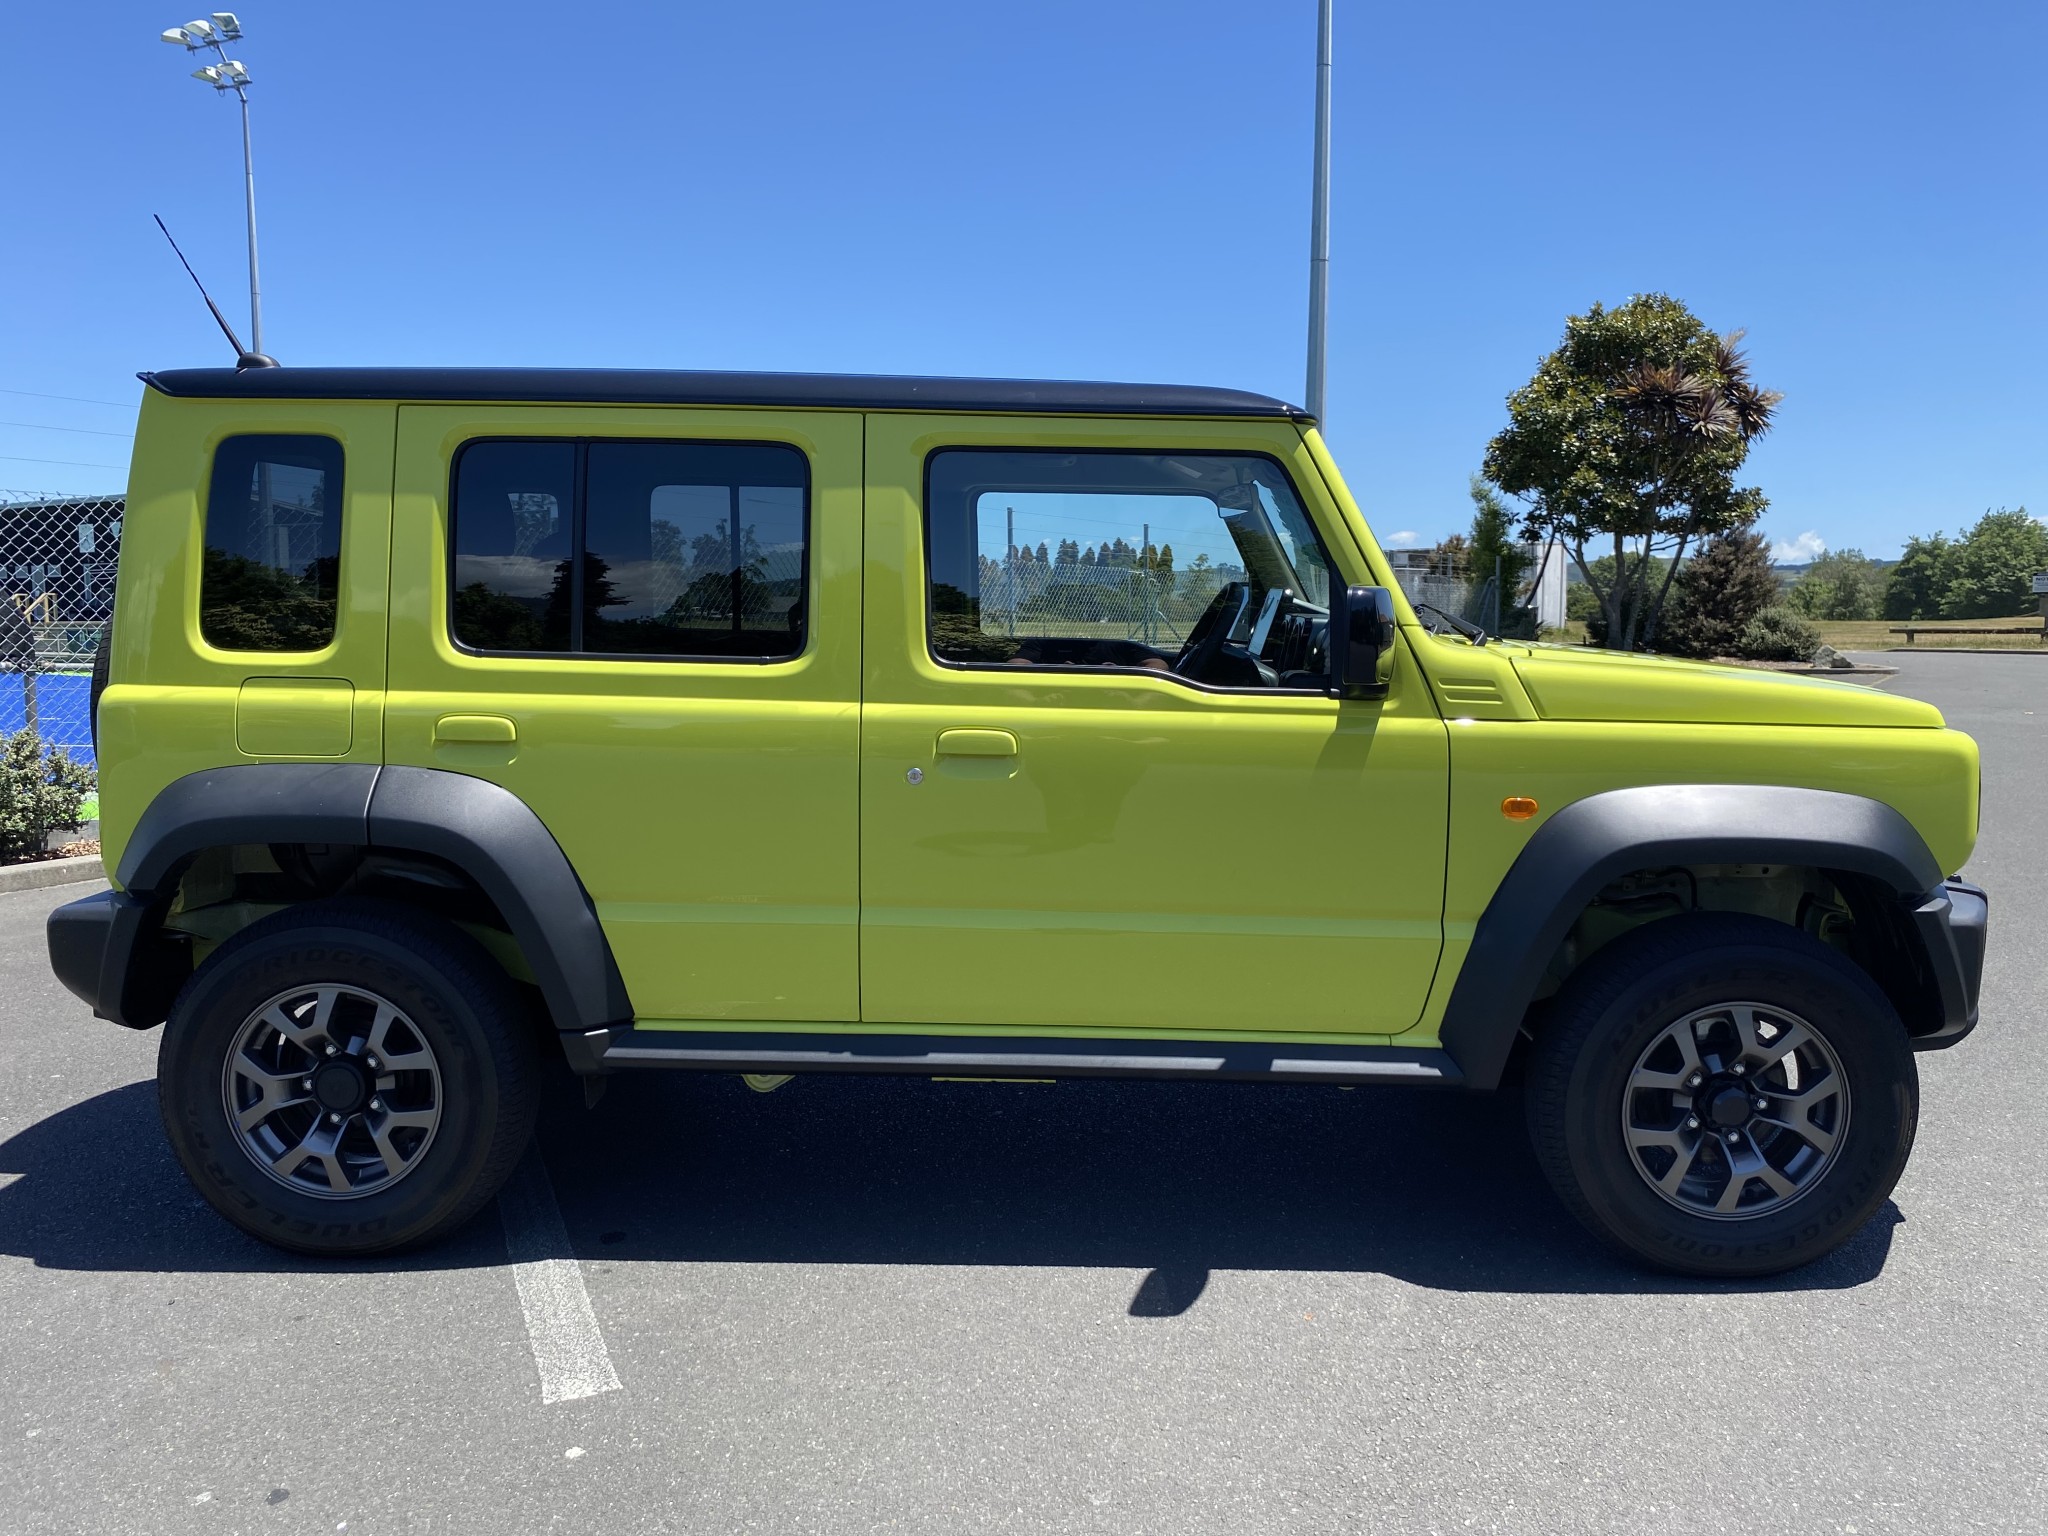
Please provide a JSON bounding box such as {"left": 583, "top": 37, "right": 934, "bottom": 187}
{"left": 936, "top": 728, "right": 1018, "bottom": 758}
{"left": 434, "top": 713, "right": 518, "bottom": 745}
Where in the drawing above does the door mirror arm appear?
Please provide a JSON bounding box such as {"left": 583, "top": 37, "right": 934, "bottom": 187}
{"left": 1328, "top": 585, "right": 1397, "bottom": 700}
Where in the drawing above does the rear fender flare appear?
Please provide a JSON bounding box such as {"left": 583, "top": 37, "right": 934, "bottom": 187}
{"left": 107, "top": 763, "right": 631, "bottom": 1033}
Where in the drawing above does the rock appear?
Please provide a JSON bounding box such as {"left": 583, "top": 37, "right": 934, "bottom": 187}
{"left": 1811, "top": 643, "right": 1855, "bottom": 670}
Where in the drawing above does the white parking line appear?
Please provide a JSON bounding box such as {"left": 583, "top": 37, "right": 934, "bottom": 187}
{"left": 497, "top": 1144, "right": 623, "bottom": 1406}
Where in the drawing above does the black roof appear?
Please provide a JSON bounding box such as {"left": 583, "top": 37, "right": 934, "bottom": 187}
{"left": 141, "top": 367, "right": 1311, "bottom": 422}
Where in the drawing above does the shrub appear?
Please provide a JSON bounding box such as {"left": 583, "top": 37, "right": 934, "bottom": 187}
{"left": 0, "top": 728, "right": 94, "bottom": 864}
{"left": 1734, "top": 607, "right": 1821, "bottom": 662}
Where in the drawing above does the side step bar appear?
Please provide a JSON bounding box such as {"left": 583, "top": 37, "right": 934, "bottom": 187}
{"left": 562, "top": 1027, "right": 1465, "bottom": 1088}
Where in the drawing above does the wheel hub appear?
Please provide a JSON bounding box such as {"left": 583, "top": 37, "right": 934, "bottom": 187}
{"left": 1701, "top": 1080, "right": 1754, "bottom": 1128}
{"left": 311, "top": 1059, "right": 370, "bottom": 1115}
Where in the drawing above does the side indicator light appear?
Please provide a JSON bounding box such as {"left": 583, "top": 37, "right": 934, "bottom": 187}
{"left": 1501, "top": 797, "right": 1539, "bottom": 821}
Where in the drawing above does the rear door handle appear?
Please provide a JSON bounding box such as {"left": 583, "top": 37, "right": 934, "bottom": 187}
{"left": 434, "top": 713, "right": 518, "bottom": 745}
{"left": 935, "top": 728, "right": 1018, "bottom": 758}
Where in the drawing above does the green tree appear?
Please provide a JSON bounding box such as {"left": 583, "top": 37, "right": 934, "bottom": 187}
{"left": 1569, "top": 553, "right": 1672, "bottom": 643}
{"left": 1467, "top": 476, "right": 1532, "bottom": 627}
{"left": 197, "top": 549, "right": 338, "bottom": 651}
{"left": 1658, "top": 529, "right": 1780, "bottom": 659}
{"left": 1785, "top": 548, "right": 1884, "bottom": 621}
{"left": 1883, "top": 533, "right": 1950, "bottom": 621}
{"left": 1936, "top": 507, "right": 2047, "bottom": 618}
{"left": 1483, "top": 294, "right": 1781, "bottom": 650}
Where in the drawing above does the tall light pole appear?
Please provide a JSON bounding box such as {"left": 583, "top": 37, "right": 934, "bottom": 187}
{"left": 1305, "top": 0, "right": 1333, "bottom": 424}
{"left": 161, "top": 13, "right": 266, "bottom": 358}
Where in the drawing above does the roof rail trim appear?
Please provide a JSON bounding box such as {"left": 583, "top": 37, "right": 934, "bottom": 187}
{"left": 137, "top": 366, "right": 1313, "bottom": 423}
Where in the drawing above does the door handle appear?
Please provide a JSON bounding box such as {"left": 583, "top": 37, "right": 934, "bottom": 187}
{"left": 935, "top": 728, "right": 1018, "bottom": 758}
{"left": 434, "top": 713, "right": 518, "bottom": 745}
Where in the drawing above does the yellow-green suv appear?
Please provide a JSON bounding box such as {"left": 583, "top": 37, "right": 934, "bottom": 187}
{"left": 46, "top": 367, "right": 1988, "bottom": 1277}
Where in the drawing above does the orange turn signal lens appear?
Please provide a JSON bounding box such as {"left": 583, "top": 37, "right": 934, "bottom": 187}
{"left": 1501, "top": 796, "right": 1539, "bottom": 821}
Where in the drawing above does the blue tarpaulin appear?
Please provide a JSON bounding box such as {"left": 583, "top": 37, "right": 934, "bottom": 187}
{"left": 0, "top": 672, "right": 94, "bottom": 766}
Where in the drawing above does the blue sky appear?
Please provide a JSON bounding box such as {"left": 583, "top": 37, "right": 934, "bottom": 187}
{"left": 3, "top": 1, "right": 2041, "bottom": 561}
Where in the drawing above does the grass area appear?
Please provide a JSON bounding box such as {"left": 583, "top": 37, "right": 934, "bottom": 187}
{"left": 1532, "top": 617, "right": 2044, "bottom": 653}
{"left": 79, "top": 796, "right": 98, "bottom": 823}
{"left": 1813, "top": 618, "right": 2046, "bottom": 652}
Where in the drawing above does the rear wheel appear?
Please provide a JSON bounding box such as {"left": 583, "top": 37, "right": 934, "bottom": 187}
{"left": 158, "top": 900, "right": 538, "bottom": 1256}
{"left": 1527, "top": 913, "right": 1917, "bottom": 1278}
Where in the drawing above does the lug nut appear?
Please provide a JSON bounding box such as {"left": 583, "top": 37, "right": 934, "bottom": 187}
{"left": 328, "top": 1112, "right": 342, "bottom": 1125}
{"left": 1686, "top": 1115, "right": 1701, "bottom": 1129}
{"left": 1724, "top": 1131, "right": 1740, "bottom": 1145}
{"left": 301, "top": 1078, "right": 313, "bottom": 1091}
{"left": 1686, "top": 1072, "right": 1703, "bottom": 1088}
{"left": 369, "top": 1097, "right": 384, "bottom": 1113}
{"left": 1754, "top": 1097, "right": 1769, "bottom": 1112}
{"left": 324, "top": 1043, "right": 338, "bottom": 1057}
{"left": 366, "top": 1056, "right": 380, "bottom": 1071}
{"left": 1731, "top": 1063, "right": 1747, "bottom": 1076}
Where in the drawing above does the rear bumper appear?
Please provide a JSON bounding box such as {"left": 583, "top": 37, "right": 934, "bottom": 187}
{"left": 1910, "top": 877, "right": 1988, "bottom": 1051}
{"left": 47, "top": 888, "right": 161, "bottom": 1029}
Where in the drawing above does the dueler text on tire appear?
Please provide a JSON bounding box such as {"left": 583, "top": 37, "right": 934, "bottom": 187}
{"left": 157, "top": 899, "right": 539, "bottom": 1256}
{"left": 1526, "top": 912, "right": 1918, "bottom": 1279}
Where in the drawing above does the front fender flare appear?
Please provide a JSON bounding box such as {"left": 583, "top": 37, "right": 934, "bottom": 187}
{"left": 1437, "top": 784, "right": 1948, "bottom": 1089}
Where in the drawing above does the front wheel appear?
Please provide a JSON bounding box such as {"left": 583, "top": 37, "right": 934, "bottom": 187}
{"left": 158, "top": 900, "right": 539, "bottom": 1256}
{"left": 1526, "top": 913, "right": 1918, "bottom": 1278}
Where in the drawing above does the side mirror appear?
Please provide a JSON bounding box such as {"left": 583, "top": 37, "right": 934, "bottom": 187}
{"left": 1328, "top": 585, "right": 1396, "bottom": 700}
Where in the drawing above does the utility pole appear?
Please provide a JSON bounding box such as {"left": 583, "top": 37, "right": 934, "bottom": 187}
{"left": 1305, "top": 0, "right": 1333, "bottom": 424}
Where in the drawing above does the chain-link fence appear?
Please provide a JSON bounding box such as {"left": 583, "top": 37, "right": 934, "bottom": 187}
{"left": 973, "top": 556, "right": 1243, "bottom": 649}
{"left": 1389, "top": 549, "right": 1551, "bottom": 639}
{"left": 0, "top": 492, "right": 122, "bottom": 774}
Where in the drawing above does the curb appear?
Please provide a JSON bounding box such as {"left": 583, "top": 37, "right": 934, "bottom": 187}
{"left": 0, "top": 854, "right": 104, "bottom": 894}
{"left": 1882, "top": 647, "right": 2048, "bottom": 655}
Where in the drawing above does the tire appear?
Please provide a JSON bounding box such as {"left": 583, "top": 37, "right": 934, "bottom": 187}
{"left": 1526, "top": 912, "right": 1918, "bottom": 1279}
{"left": 158, "top": 899, "right": 539, "bottom": 1257}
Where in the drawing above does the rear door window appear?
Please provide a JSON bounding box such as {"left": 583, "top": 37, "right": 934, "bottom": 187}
{"left": 451, "top": 439, "right": 809, "bottom": 660}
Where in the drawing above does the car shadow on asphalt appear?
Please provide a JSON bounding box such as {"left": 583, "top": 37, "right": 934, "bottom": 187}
{"left": 0, "top": 1071, "right": 1901, "bottom": 1297}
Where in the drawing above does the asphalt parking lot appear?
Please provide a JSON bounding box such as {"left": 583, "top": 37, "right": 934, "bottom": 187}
{"left": 2, "top": 651, "right": 2042, "bottom": 1535}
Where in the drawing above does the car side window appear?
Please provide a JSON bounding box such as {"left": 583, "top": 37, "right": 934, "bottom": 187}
{"left": 199, "top": 434, "right": 345, "bottom": 652}
{"left": 925, "top": 449, "right": 1336, "bottom": 691}
{"left": 451, "top": 438, "right": 809, "bottom": 660}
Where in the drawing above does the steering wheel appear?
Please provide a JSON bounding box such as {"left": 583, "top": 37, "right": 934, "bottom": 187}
{"left": 1172, "top": 582, "right": 1251, "bottom": 683}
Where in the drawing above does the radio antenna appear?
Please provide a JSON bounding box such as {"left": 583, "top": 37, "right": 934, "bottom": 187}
{"left": 152, "top": 214, "right": 277, "bottom": 370}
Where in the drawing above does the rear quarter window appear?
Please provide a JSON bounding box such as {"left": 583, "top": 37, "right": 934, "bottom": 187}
{"left": 199, "top": 434, "right": 344, "bottom": 652}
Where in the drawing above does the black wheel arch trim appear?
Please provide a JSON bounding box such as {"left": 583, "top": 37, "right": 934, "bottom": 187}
{"left": 1437, "top": 784, "right": 1980, "bottom": 1089}
{"left": 53, "top": 762, "right": 632, "bottom": 1033}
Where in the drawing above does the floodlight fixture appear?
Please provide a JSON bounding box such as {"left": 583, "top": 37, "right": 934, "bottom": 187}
{"left": 159, "top": 9, "right": 267, "bottom": 356}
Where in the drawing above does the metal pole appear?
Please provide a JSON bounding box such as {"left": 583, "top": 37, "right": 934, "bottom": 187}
{"left": 1142, "top": 521, "right": 1150, "bottom": 644}
{"left": 1305, "top": 0, "right": 1333, "bottom": 425}
{"left": 235, "top": 84, "right": 264, "bottom": 355}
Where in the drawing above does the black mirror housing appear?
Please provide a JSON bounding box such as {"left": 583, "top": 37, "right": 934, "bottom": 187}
{"left": 1329, "top": 585, "right": 1397, "bottom": 700}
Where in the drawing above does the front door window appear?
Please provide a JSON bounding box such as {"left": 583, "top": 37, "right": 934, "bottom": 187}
{"left": 924, "top": 450, "right": 1335, "bottom": 691}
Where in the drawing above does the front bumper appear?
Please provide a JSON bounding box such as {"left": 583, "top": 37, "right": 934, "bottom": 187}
{"left": 1909, "top": 877, "right": 1988, "bottom": 1051}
